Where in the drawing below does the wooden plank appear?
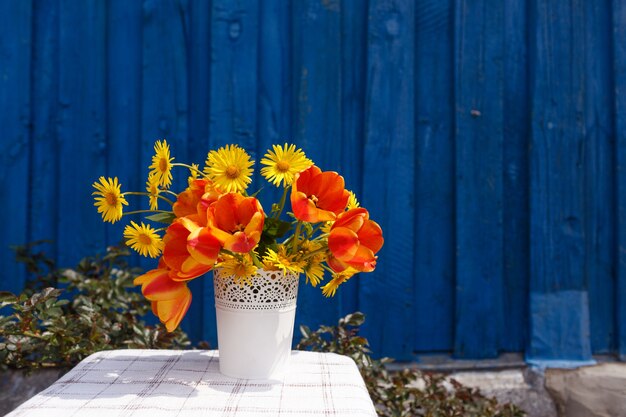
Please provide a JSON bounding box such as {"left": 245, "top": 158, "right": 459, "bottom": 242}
{"left": 188, "top": 0, "right": 213, "bottom": 345}
{"left": 106, "top": 0, "right": 143, "bottom": 248}
{"left": 141, "top": 0, "right": 192, "bottom": 331}
{"left": 453, "top": 0, "right": 505, "bottom": 358}
{"left": 413, "top": 0, "right": 455, "bottom": 352}
{"left": 360, "top": 0, "right": 416, "bottom": 359}
{"left": 141, "top": 0, "right": 189, "bottom": 192}
{"left": 57, "top": 0, "right": 107, "bottom": 267}
{"left": 207, "top": 0, "right": 259, "bottom": 347}
{"left": 291, "top": 0, "right": 343, "bottom": 333}
{"left": 256, "top": 0, "right": 290, "bottom": 218}
{"left": 528, "top": 0, "right": 592, "bottom": 361}
{"left": 188, "top": 0, "right": 212, "bottom": 155}
{"left": 338, "top": 0, "right": 368, "bottom": 317}
{"left": 613, "top": 0, "right": 626, "bottom": 360}
{"left": 0, "top": 0, "right": 32, "bottom": 293}
{"left": 209, "top": 0, "right": 259, "bottom": 154}
{"left": 292, "top": 0, "right": 342, "bottom": 168}
{"left": 502, "top": 0, "right": 529, "bottom": 352}
{"left": 29, "top": 0, "right": 58, "bottom": 265}
{"left": 584, "top": 0, "right": 615, "bottom": 354}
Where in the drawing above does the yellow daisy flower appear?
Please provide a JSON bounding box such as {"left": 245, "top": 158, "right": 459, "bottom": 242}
{"left": 304, "top": 260, "right": 325, "bottom": 287}
{"left": 263, "top": 247, "right": 305, "bottom": 275}
{"left": 346, "top": 190, "right": 360, "bottom": 210}
{"left": 123, "top": 221, "right": 164, "bottom": 258}
{"left": 92, "top": 176, "right": 128, "bottom": 223}
{"left": 204, "top": 144, "right": 254, "bottom": 193}
{"left": 218, "top": 255, "right": 257, "bottom": 285}
{"left": 146, "top": 174, "right": 160, "bottom": 211}
{"left": 321, "top": 268, "right": 358, "bottom": 297}
{"left": 260, "top": 143, "right": 313, "bottom": 187}
{"left": 149, "top": 139, "right": 174, "bottom": 188}
{"left": 299, "top": 241, "right": 326, "bottom": 286}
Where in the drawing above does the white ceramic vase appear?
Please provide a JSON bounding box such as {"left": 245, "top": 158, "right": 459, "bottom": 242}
{"left": 213, "top": 267, "right": 299, "bottom": 379}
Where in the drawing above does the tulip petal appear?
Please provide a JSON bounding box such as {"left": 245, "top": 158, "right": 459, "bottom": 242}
{"left": 328, "top": 227, "right": 360, "bottom": 260}
{"left": 214, "top": 194, "right": 238, "bottom": 231}
{"left": 225, "top": 231, "right": 256, "bottom": 253}
{"left": 236, "top": 197, "right": 259, "bottom": 225}
{"left": 134, "top": 268, "right": 166, "bottom": 286}
{"left": 335, "top": 210, "right": 366, "bottom": 232}
{"left": 187, "top": 227, "right": 221, "bottom": 265}
{"left": 358, "top": 220, "right": 384, "bottom": 253}
{"left": 170, "top": 259, "right": 212, "bottom": 281}
{"left": 156, "top": 288, "right": 192, "bottom": 332}
{"left": 243, "top": 211, "right": 264, "bottom": 238}
{"left": 167, "top": 290, "right": 192, "bottom": 332}
{"left": 327, "top": 254, "right": 349, "bottom": 273}
{"left": 142, "top": 272, "right": 188, "bottom": 301}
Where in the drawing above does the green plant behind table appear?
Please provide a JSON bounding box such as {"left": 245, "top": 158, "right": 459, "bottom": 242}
{"left": 0, "top": 244, "right": 189, "bottom": 370}
{"left": 297, "top": 312, "right": 526, "bottom": 417}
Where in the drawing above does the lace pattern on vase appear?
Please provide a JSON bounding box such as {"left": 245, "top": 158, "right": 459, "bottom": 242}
{"left": 213, "top": 268, "right": 299, "bottom": 310}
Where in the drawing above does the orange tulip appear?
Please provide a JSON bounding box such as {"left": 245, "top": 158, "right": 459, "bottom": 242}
{"left": 206, "top": 193, "right": 265, "bottom": 253}
{"left": 134, "top": 268, "right": 192, "bottom": 332}
{"left": 327, "top": 208, "right": 384, "bottom": 273}
{"left": 290, "top": 165, "right": 349, "bottom": 223}
{"left": 162, "top": 217, "right": 221, "bottom": 281}
{"left": 173, "top": 179, "right": 221, "bottom": 224}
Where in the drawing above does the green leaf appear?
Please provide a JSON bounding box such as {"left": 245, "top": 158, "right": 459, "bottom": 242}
{"left": 300, "top": 325, "right": 311, "bottom": 338}
{"left": 345, "top": 312, "right": 365, "bottom": 326}
{"left": 145, "top": 212, "right": 176, "bottom": 224}
{"left": 263, "top": 218, "right": 292, "bottom": 239}
{"left": 0, "top": 292, "right": 16, "bottom": 303}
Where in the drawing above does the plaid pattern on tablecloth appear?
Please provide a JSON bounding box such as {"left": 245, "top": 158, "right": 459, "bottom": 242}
{"left": 6, "top": 350, "right": 377, "bottom": 417}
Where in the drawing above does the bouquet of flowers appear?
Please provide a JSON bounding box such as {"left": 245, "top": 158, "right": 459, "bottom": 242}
{"left": 92, "top": 141, "right": 383, "bottom": 331}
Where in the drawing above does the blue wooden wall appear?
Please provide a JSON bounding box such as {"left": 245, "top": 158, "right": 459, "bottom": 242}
{"left": 1, "top": 0, "right": 624, "bottom": 362}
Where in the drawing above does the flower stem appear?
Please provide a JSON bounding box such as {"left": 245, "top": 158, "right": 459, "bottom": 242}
{"left": 250, "top": 251, "right": 264, "bottom": 269}
{"left": 291, "top": 221, "right": 302, "bottom": 254}
{"left": 122, "top": 191, "right": 175, "bottom": 205}
{"left": 220, "top": 248, "right": 243, "bottom": 261}
{"left": 161, "top": 189, "right": 179, "bottom": 197}
{"left": 171, "top": 162, "right": 207, "bottom": 179}
{"left": 156, "top": 195, "right": 175, "bottom": 205}
{"left": 301, "top": 246, "right": 328, "bottom": 261}
{"left": 273, "top": 186, "right": 290, "bottom": 219}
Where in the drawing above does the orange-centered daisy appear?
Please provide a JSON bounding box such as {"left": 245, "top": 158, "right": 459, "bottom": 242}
{"left": 262, "top": 247, "right": 305, "bottom": 275}
{"left": 203, "top": 144, "right": 254, "bottom": 193}
{"left": 123, "top": 221, "right": 164, "bottom": 258}
{"left": 218, "top": 255, "right": 257, "bottom": 285}
{"left": 149, "top": 140, "right": 174, "bottom": 188}
{"left": 92, "top": 176, "right": 128, "bottom": 223}
{"left": 321, "top": 268, "right": 357, "bottom": 297}
{"left": 260, "top": 143, "right": 312, "bottom": 187}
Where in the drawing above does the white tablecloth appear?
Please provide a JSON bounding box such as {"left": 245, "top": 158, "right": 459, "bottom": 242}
{"left": 7, "top": 349, "right": 377, "bottom": 417}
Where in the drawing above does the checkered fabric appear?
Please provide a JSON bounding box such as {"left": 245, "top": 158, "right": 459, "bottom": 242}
{"left": 7, "top": 350, "right": 377, "bottom": 417}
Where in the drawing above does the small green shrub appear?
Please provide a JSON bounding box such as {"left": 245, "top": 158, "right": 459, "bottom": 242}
{"left": 297, "top": 312, "right": 526, "bottom": 417}
{"left": 0, "top": 244, "right": 189, "bottom": 370}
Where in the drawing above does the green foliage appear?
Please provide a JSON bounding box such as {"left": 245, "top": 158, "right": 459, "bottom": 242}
{"left": 297, "top": 312, "right": 526, "bottom": 417}
{"left": 0, "top": 245, "right": 189, "bottom": 370}
{"left": 145, "top": 212, "right": 176, "bottom": 224}
{"left": 257, "top": 217, "right": 292, "bottom": 257}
